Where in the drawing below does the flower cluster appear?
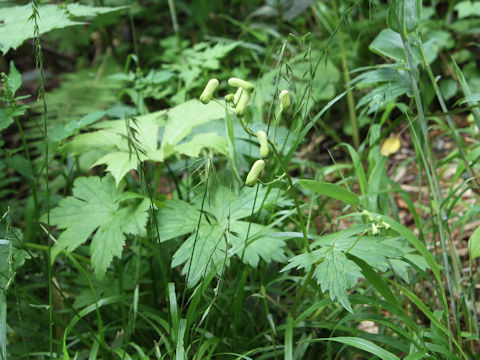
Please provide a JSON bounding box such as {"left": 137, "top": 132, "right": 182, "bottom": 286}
{"left": 199, "top": 78, "right": 291, "bottom": 187}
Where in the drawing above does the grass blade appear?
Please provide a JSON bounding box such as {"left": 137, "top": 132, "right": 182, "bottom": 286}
{"left": 307, "top": 336, "right": 400, "bottom": 360}
{"left": 299, "top": 180, "right": 359, "bottom": 206}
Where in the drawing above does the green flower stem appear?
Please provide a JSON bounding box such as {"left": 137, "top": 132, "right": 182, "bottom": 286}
{"left": 239, "top": 111, "right": 314, "bottom": 317}
{"left": 291, "top": 267, "right": 315, "bottom": 315}
{"left": 267, "top": 139, "right": 311, "bottom": 253}
{"left": 240, "top": 111, "right": 311, "bottom": 252}
{"left": 31, "top": 1, "right": 53, "bottom": 355}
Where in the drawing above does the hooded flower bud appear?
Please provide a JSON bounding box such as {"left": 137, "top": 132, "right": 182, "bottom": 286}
{"left": 199, "top": 78, "right": 219, "bottom": 104}
{"left": 225, "top": 93, "right": 235, "bottom": 103}
{"left": 233, "top": 87, "right": 243, "bottom": 105}
{"left": 245, "top": 159, "right": 265, "bottom": 187}
{"left": 279, "top": 90, "right": 291, "bottom": 112}
{"left": 235, "top": 90, "right": 251, "bottom": 117}
{"left": 256, "top": 130, "right": 269, "bottom": 158}
{"left": 361, "top": 209, "right": 373, "bottom": 222}
{"left": 228, "top": 77, "right": 254, "bottom": 92}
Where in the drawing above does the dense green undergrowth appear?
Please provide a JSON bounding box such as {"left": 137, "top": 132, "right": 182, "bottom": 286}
{"left": 1, "top": 0, "right": 480, "bottom": 358}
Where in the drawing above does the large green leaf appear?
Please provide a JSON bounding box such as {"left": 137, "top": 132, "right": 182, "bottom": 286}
{"left": 202, "top": 184, "right": 281, "bottom": 223}
{"left": 0, "top": 4, "right": 126, "bottom": 54}
{"left": 63, "top": 100, "right": 226, "bottom": 185}
{"left": 160, "top": 184, "right": 287, "bottom": 286}
{"left": 161, "top": 100, "right": 225, "bottom": 152}
{"left": 369, "top": 29, "right": 410, "bottom": 63}
{"left": 229, "top": 221, "right": 288, "bottom": 267}
{"left": 171, "top": 223, "right": 228, "bottom": 287}
{"left": 49, "top": 111, "right": 105, "bottom": 142}
{"left": 175, "top": 132, "right": 228, "bottom": 158}
{"left": 156, "top": 200, "right": 199, "bottom": 242}
{"left": 283, "top": 232, "right": 408, "bottom": 312}
{"left": 0, "top": 108, "right": 13, "bottom": 133}
{"left": 0, "top": 62, "right": 24, "bottom": 132}
{"left": 455, "top": 1, "right": 480, "bottom": 18}
{"left": 48, "top": 175, "right": 149, "bottom": 277}
{"left": 386, "top": 0, "right": 422, "bottom": 34}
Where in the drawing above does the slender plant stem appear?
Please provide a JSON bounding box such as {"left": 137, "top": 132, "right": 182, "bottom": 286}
{"left": 167, "top": 0, "right": 183, "bottom": 61}
{"left": 389, "top": 5, "right": 459, "bottom": 349}
{"left": 241, "top": 112, "right": 311, "bottom": 253}
{"left": 30, "top": 1, "right": 52, "bottom": 356}
{"left": 12, "top": 110, "right": 39, "bottom": 218}
{"left": 239, "top": 113, "right": 314, "bottom": 317}
{"left": 268, "top": 140, "right": 311, "bottom": 253}
{"left": 469, "top": 259, "right": 480, "bottom": 349}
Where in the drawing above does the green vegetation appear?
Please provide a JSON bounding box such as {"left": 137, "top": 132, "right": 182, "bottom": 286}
{"left": 1, "top": 0, "right": 480, "bottom": 358}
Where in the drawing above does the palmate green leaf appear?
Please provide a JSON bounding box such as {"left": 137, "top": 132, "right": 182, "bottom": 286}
{"left": 284, "top": 233, "right": 406, "bottom": 312}
{"left": 48, "top": 175, "right": 149, "bottom": 278}
{"left": 49, "top": 111, "right": 105, "bottom": 143}
{"left": 161, "top": 100, "right": 225, "bottom": 152}
{"left": 175, "top": 132, "right": 228, "bottom": 158}
{"left": 183, "top": 42, "right": 239, "bottom": 70}
{"left": 202, "top": 184, "right": 281, "bottom": 223}
{"left": 170, "top": 220, "right": 288, "bottom": 286}
{"left": 315, "top": 247, "right": 360, "bottom": 313}
{"left": 0, "top": 4, "right": 126, "bottom": 54}
{"left": 160, "top": 184, "right": 287, "bottom": 286}
{"left": 282, "top": 244, "right": 360, "bottom": 313}
{"left": 171, "top": 223, "right": 228, "bottom": 287}
{"left": 156, "top": 200, "right": 199, "bottom": 242}
{"left": 6, "top": 61, "right": 21, "bottom": 95}
{"left": 229, "top": 221, "right": 288, "bottom": 267}
{"left": 63, "top": 100, "right": 226, "bottom": 185}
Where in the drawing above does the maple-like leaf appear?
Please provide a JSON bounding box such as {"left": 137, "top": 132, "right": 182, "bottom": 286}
{"left": 159, "top": 184, "right": 287, "bottom": 286}
{"left": 62, "top": 100, "right": 227, "bottom": 185}
{"left": 171, "top": 223, "right": 228, "bottom": 287}
{"left": 0, "top": 4, "right": 126, "bottom": 54}
{"left": 283, "top": 232, "right": 408, "bottom": 313}
{"left": 228, "top": 221, "right": 288, "bottom": 267}
{"left": 48, "top": 175, "right": 149, "bottom": 277}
